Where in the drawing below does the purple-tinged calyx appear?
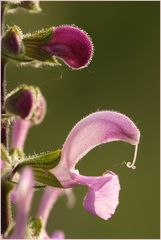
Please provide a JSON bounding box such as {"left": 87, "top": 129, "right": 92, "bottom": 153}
{"left": 23, "top": 25, "right": 94, "bottom": 69}
{"left": 52, "top": 111, "right": 140, "bottom": 220}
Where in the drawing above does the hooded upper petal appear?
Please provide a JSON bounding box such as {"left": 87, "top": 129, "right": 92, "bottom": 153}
{"left": 43, "top": 25, "right": 94, "bottom": 69}
{"left": 53, "top": 111, "right": 140, "bottom": 187}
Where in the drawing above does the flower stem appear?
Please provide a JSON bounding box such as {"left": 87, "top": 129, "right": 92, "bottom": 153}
{"left": 1, "top": 5, "right": 11, "bottom": 235}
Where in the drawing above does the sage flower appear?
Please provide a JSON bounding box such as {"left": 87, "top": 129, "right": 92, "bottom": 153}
{"left": 23, "top": 25, "right": 94, "bottom": 69}
{"left": 52, "top": 111, "right": 140, "bottom": 220}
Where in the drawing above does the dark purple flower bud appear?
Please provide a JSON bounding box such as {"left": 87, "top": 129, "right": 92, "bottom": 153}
{"left": 5, "top": 85, "right": 46, "bottom": 124}
{"left": 2, "top": 25, "right": 24, "bottom": 58}
{"left": 42, "top": 25, "right": 94, "bottom": 69}
{"left": 5, "top": 85, "right": 37, "bottom": 119}
{"left": 23, "top": 25, "right": 94, "bottom": 69}
{"left": 20, "top": 1, "right": 41, "bottom": 13}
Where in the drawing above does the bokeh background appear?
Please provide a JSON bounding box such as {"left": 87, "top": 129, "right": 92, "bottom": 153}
{"left": 6, "top": 1, "right": 160, "bottom": 239}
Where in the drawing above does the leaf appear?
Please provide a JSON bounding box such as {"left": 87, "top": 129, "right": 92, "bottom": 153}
{"left": 33, "top": 168, "right": 63, "bottom": 188}
{"left": 14, "top": 149, "right": 61, "bottom": 173}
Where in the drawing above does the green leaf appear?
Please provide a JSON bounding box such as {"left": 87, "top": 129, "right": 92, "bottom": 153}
{"left": 33, "top": 168, "right": 62, "bottom": 188}
{"left": 14, "top": 149, "right": 61, "bottom": 173}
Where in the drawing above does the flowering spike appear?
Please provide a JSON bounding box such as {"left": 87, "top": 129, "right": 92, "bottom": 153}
{"left": 23, "top": 25, "right": 94, "bottom": 69}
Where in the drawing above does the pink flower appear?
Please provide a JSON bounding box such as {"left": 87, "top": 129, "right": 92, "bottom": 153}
{"left": 52, "top": 111, "right": 140, "bottom": 220}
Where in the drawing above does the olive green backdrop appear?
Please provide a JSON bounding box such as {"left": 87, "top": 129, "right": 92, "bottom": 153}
{"left": 6, "top": 1, "right": 160, "bottom": 239}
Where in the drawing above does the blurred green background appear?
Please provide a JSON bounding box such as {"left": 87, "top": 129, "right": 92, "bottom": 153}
{"left": 6, "top": 1, "right": 160, "bottom": 239}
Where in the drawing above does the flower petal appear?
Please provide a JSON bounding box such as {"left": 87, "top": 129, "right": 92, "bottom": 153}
{"left": 11, "top": 119, "right": 31, "bottom": 151}
{"left": 70, "top": 170, "right": 120, "bottom": 220}
{"left": 53, "top": 111, "right": 140, "bottom": 187}
{"left": 37, "top": 187, "right": 63, "bottom": 227}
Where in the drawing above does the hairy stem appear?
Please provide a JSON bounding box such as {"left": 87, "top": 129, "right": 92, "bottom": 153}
{"left": 1, "top": 4, "right": 10, "bottom": 235}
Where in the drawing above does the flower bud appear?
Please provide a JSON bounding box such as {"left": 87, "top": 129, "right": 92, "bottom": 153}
{"left": 5, "top": 85, "right": 37, "bottom": 119}
{"left": 23, "top": 25, "right": 94, "bottom": 69}
{"left": 19, "top": 1, "right": 41, "bottom": 13}
{"left": 5, "top": 85, "right": 46, "bottom": 124}
{"left": 2, "top": 26, "right": 24, "bottom": 59}
{"left": 2, "top": 1, "right": 41, "bottom": 14}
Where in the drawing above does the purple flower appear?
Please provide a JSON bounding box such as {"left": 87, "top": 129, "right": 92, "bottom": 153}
{"left": 23, "top": 25, "right": 94, "bottom": 69}
{"left": 42, "top": 25, "right": 94, "bottom": 69}
{"left": 9, "top": 167, "right": 34, "bottom": 239}
{"left": 52, "top": 111, "right": 140, "bottom": 220}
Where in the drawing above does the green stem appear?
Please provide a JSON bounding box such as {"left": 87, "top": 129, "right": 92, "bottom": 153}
{"left": 1, "top": 4, "right": 11, "bottom": 235}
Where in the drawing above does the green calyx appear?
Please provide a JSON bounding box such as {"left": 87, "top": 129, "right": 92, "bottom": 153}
{"left": 14, "top": 149, "right": 61, "bottom": 170}
{"left": 13, "top": 149, "right": 63, "bottom": 188}
{"left": 23, "top": 27, "right": 61, "bottom": 66}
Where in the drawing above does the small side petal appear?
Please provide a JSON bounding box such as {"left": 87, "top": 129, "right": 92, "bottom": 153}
{"left": 70, "top": 170, "right": 120, "bottom": 220}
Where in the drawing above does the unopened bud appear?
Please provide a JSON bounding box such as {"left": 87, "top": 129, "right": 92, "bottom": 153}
{"left": 20, "top": 1, "right": 41, "bottom": 13}
{"left": 2, "top": 1, "right": 41, "bottom": 14}
{"left": 2, "top": 26, "right": 24, "bottom": 59}
{"left": 5, "top": 85, "right": 46, "bottom": 124}
{"left": 23, "top": 25, "right": 94, "bottom": 69}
